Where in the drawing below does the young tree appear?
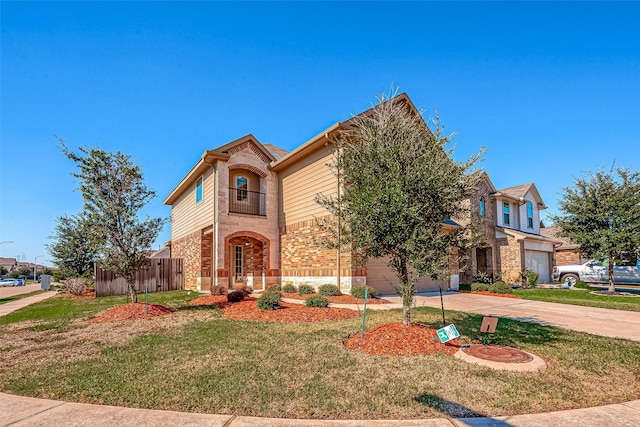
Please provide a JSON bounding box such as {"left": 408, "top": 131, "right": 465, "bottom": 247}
{"left": 551, "top": 166, "right": 640, "bottom": 293}
{"left": 60, "top": 140, "right": 166, "bottom": 302}
{"left": 316, "top": 91, "right": 485, "bottom": 324}
{"left": 47, "top": 213, "right": 100, "bottom": 277}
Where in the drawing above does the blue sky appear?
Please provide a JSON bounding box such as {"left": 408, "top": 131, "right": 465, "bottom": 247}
{"left": 1, "top": 1, "right": 639, "bottom": 265}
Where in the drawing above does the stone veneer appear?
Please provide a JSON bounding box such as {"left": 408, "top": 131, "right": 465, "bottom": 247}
{"left": 171, "top": 230, "right": 202, "bottom": 290}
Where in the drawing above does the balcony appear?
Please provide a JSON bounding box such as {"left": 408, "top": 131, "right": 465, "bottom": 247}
{"left": 229, "top": 188, "right": 266, "bottom": 216}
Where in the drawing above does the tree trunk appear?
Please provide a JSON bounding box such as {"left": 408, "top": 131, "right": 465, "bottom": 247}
{"left": 397, "top": 258, "right": 413, "bottom": 325}
{"left": 129, "top": 282, "right": 138, "bottom": 303}
{"left": 608, "top": 260, "right": 615, "bottom": 294}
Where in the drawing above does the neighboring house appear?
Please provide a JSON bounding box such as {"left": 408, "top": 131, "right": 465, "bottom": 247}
{"left": 461, "top": 176, "right": 560, "bottom": 284}
{"left": 165, "top": 93, "right": 556, "bottom": 294}
{"left": 540, "top": 226, "right": 586, "bottom": 266}
{"left": 0, "top": 257, "right": 17, "bottom": 273}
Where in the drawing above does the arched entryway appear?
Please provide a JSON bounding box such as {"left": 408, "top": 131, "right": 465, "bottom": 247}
{"left": 224, "top": 231, "right": 270, "bottom": 291}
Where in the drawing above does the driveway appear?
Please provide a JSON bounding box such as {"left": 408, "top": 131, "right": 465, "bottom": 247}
{"left": 383, "top": 292, "right": 640, "bottom": 342}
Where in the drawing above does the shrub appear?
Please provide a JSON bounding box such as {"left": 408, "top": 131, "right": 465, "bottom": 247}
{"left": 305, "top": 295, "right": 329, "bottom": 308}
{"left": 210, "top": 285, "right": 224, "bottom": 296}
{"left": 298, "top": 284, "right": 315, "bottom": 295}
{"left": 318, "top": 284, "right": 340, "bottom": 296}
{"left": 470, "top": 282, "right": 490, "bottom": 292}
{"left": 458, "top": 283, "right": 472, "bottom": 291}
{"left": 227, "top": 290, "right": 246, "bottom": 302}
{"left": 257, "top": 291, "right": 281, "bottom": 310}
{"left": 269, "top": 284, "right": 282, "bottom": 291}
{"left": 282, "top": 283, "right": 297, "bottom": 293}
{"left": 489, "top": 281, "right": 512, "bottom": 294}
{"left": 241, "top": 286, "right": 254, "bottom": 295}
{"left": 351, "top": 285, "right": 376, "bottom": 299}
{"left": 473, "top": 271, "right": 492, "bottom": 284}
{"left": 60, "top": 277, "right": 90, "bottom": 296}
{"left": 574, "top": 281, "right": 591, "bottom": 289}
{"left": 520, "top": 268, "right": 539, "bottom": 288}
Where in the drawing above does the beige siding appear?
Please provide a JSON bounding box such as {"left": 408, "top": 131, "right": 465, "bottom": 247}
{"left": 170, "top": 166, "right": 215, "bottom": 240}
{"left": 278, "top": 146, "right": 336, "bottom": 227}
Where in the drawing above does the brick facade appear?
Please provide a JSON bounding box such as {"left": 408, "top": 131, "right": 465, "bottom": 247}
{"left": 556, "top": 250, "right": 581, "bottom": 266}
{"left": 496, "top": 236, "right": 524, "bottom": 283}
{"left": 279, "top": 215, "right": 362, "bottom": 290}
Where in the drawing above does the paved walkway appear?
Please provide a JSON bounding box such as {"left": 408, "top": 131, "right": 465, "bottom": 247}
{"left": 2, "top": 392, "right": 639, "bottom": 426}
{"left": 0, "top": 290, "right": 57, "bottom": 317}
{"left": 2, "top": 291, "right": 640, "bottom": 426}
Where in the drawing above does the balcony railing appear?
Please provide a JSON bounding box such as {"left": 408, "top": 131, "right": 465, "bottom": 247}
{"left": 229, "top": 188, "right": 266, "bottom": 216}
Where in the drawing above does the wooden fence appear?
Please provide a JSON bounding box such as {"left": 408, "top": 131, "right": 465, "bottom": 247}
{"left": 94, "top": 258, "right": 184, "bottom": 297}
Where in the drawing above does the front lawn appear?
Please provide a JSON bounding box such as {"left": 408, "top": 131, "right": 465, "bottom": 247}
{"left": 513, "top": 288, "right": 640, "bottom": 312}
{"left": 0, "top": 290, "right": 639, "bottom": 419}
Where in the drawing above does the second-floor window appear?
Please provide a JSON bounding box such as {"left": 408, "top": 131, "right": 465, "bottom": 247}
{"left": 503, "top": 202, "right": 510, "bottom": 225}
{"left": 236, "top": 176, "right": 248, "bottom": 201}
{"left": 479, "top": 197, "right": 485, "bottom": 216}
{"left": 195, "top": 176, "right": 203, "bottom": 203}
{"left": 527, "top": 202, "right": 534, "bottom": 228}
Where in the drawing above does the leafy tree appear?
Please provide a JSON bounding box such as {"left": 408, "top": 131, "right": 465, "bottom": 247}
{"left": 60, "top": 139, "right": 166, "bottom": 303}
{"left": 316, "top": 91, "right": 485, "bottom": 324}
{"left": 47, "top": 213, "right": 100, "bottom": 277}
{"left": 0, "top": 266, "right": 7, "bottom": 276}
{"left": 15, "top": 266, "right": 32, "bottom": 277}
{"left": 551, "top": 166, "right": 640, "bottom": 293}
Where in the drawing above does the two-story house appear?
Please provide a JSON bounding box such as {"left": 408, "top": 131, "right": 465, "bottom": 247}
{"left": 164, "top": 93, "right": 556, "bottom": 294}
{"left": 462, "top": 175, "right": 559, "bottom": 284}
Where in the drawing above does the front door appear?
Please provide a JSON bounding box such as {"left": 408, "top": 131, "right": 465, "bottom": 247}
{"left": 229, "top": 244, "right": 244, "bottom": 289}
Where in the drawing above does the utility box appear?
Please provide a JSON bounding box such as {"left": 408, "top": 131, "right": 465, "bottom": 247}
{"left": 40, "top": 274, "right": 52, "bottom": 290}
{"left": 450, "top": 274, "right": 460, "bottom": 291}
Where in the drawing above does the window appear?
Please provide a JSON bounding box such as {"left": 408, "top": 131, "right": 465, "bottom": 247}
{"left": 479, "top": 197, "right": 485, "bottom": 217}
{"left": 235, "top": 245, "right": 243, "bottom": 281}
{"left": 236, "top": 176, "right": 248, "bottom": 201}
{"left": 195, "top": 176, "right": 203, "bottom": 203}
{"left": 526, "top": 202, "right": 534, "bottom": 228}
{"left": 503, "top": 202, "right": 510, "bottom": 225}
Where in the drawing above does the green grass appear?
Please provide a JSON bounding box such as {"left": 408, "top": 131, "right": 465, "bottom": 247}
{"left": 1, "top": 291, "right": 639, "bottom": 419}
{"left": 513, "top": 288, "right": 640, "bottom": 311}
{"left": 0, "top": 290, "right": 44, "bottom": 305}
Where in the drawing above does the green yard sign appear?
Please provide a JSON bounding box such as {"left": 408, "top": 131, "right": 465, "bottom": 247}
{"left": 436, "top": 324, "right": 460, "bottom": 343}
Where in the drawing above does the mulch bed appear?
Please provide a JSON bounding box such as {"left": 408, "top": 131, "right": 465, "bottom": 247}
{"left": 344, "top": 322, "right": 461, "bottom": 356}
{"left": 89, "top": 303, "right": 174, "bottom": 323}
{"left": 190, "top": 296, "right": 359, "bottom": 322}
{"left": 281, "top": 292, "right": 392, "bottom": 304}
{"left": 70, "top": 289, "right": 96, "bottom": 300}
{"left": 456, "top": 290, "right": 520, "bottom": 299}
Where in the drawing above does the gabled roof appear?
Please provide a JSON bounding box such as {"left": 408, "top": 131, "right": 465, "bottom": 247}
{"left": 263, "top": 144, "right": 289, "bottom": 161}
{"left": 271, "top": 93, "right": 423, "bottom": 172}
{"left": 493, "top": 183, "right": 547, "bottom": 209}
{"left": 164, "top": 134, "right": 279, "bottom": 205}
{"left": 540, "top": 226, "right": 579, "bottom": 250}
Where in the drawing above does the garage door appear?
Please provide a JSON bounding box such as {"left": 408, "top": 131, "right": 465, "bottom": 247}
{"left": 525, "top": 251, "right": 550, "bottom": 283}
{"left": 366, "top": 256, "right": 446, "bottom": 295}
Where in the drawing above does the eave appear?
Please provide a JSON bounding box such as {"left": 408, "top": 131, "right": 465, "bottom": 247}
{"left": 163, "top": 151, "right": 229, "bottom": 205}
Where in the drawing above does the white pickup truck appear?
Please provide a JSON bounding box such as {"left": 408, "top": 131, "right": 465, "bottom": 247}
{"left": 552, "top": 260, "right": 640, "bottom": 285}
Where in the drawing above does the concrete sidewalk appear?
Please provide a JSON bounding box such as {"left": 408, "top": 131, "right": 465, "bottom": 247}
{"left": 2, "top": 392, "right": 639, "bottom": 426}
{"left": 0, "top": 290, "right": 58, "bottom": 317}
